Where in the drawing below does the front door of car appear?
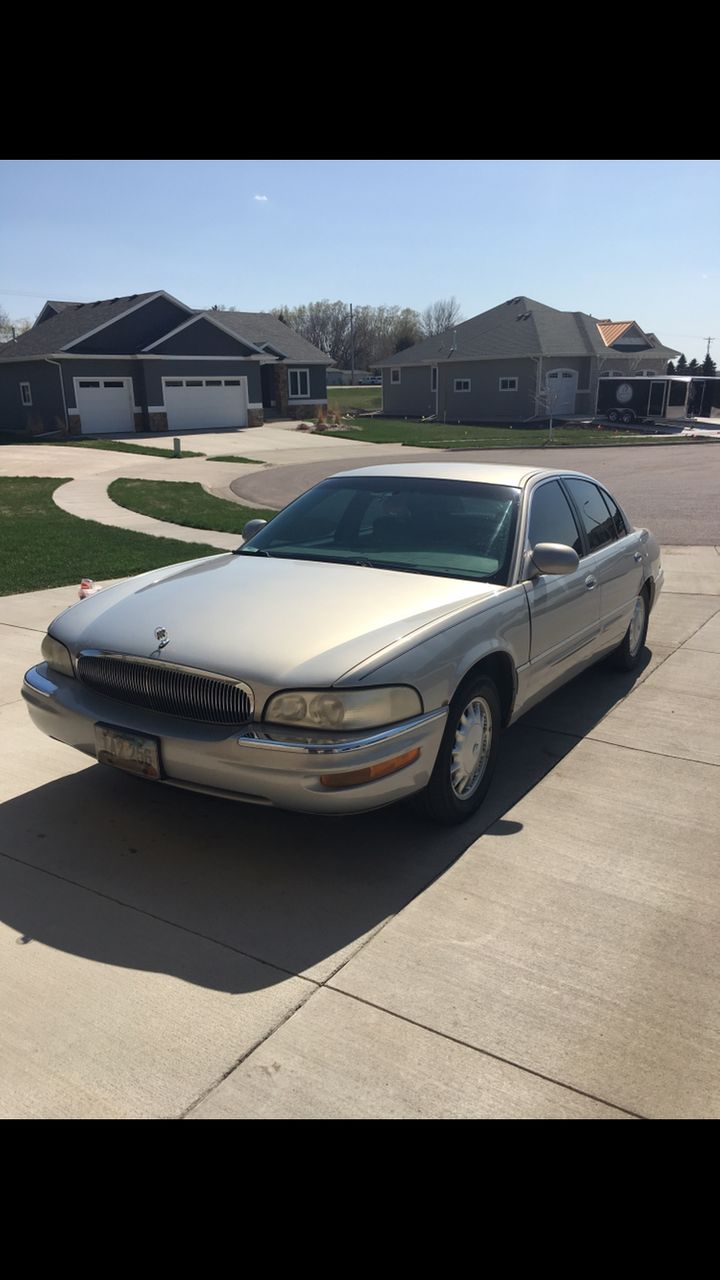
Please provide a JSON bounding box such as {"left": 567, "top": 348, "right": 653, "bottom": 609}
{"left": 563, "top": 477, "right": 645, "bottom": 652}
{"left": 521, "top": 478, "right": 601, "bottom": 704}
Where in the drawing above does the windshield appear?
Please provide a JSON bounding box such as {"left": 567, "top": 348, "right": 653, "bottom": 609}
{"left": 238, "top": 476, "right": 521, "bottom": 585}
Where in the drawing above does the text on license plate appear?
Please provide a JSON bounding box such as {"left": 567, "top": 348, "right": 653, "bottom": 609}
{"left": 94, "top": 723, "right": 161, "bottom": 779}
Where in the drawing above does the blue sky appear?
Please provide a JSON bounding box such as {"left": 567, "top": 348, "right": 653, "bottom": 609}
{"left": 1, "top": 159, "right": 718, "bottom": 360}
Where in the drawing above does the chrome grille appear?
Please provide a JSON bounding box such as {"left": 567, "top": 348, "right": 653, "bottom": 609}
{"left": 77, "top": 653, "right": 253, "bottom": 725}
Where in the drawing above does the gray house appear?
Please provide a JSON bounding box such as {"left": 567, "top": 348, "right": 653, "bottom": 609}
{"left": 379, "top": 296, "right": 680, "bottom": 423}
{"left": 0, "top": 291, "right": 331, "bottom": 436}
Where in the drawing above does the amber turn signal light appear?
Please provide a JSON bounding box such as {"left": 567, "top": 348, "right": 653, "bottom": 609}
{"left": 320, "top": 747, "right": 420, "bottom": 789}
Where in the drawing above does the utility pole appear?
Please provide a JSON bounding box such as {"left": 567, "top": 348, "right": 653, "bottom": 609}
{"left": 349, "top": 303, "right": 355, "bottom": 385}
{"left": 703, "top": 336, "right": 715, "bottom": 358}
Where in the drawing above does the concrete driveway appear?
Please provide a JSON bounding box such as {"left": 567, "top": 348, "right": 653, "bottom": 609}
{"left": 1, "top": 547, "right": 719, "bottom": 1118}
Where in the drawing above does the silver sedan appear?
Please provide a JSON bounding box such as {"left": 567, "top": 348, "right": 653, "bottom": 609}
{"left": 23, "top": 463, "right": 662, "bottom": 824}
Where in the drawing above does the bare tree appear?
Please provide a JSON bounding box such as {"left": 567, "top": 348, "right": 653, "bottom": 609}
{"left": 272, "top": 300, "right": 423, "bottom": 368}
{"left": 421, "top": 297, "right": 464, "bottom": 338}
{"left": 0, "top": 311, "right": 31, "bottom": 342}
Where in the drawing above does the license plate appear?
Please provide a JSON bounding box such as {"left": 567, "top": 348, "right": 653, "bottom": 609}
{"left": 94, "top": 723, "right": 162, "bottom": 779}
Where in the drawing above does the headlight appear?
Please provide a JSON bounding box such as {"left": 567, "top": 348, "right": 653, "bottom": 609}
{"left": 41, "top": 634, "right": 75, "bottom": 679}
{"left": 264, "top": 686, "right": 422, "bottom": 731}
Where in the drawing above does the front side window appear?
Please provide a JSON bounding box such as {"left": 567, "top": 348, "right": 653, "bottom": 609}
{"left": 564, "top": 479, "right": 616, "bottom": 550}
{"left": 499, "top": 377, "right": 518, "bottom": 392}
{"left": 20, "top": 382, "right": 32, "bottom": 406}
{"left": 239, "top": 476, "right": 521, "bottom": 585}
{"left": 454, "top": 378, "right": 471, "bottom": 392}
{"left": 431, "top": 367, "right": 437, "bottom": 392}
{"left": 289, "top": 368, "right": 310, "bottom": 398}
{"left": 527, "top": 480, "right": 582, "bottom": 555}
{"left": 391, "top": 368, "right": 401, "bottom": 384}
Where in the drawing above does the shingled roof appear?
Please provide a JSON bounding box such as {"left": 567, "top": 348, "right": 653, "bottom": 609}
{"left": 203, "top": 311, "right": 333, "bottom": 365}
{"left": 0, "top": 292, "right": 162, "bottom": 360}
{"left": 380, "top": 297, "right": 680, "bottom": 365}
{"left": 1, "top": 293, "right": 331, "bottom": 364}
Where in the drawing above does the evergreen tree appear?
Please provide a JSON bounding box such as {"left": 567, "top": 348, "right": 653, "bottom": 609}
{"left": 676, "top": 353, "right": 688, "bottom": 373}
{"left": 688, "top": 358, "right": 699, "bottom": 373}
{"left": 701, "top": 352, "right": 717, "bottom": 376}
{"left": 666, "top": 360, "right": 675, "bottom": 373}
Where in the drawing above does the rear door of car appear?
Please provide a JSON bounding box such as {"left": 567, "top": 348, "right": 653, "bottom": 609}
{"left": 562, "top": 477, "right": 644, "bottom": 652}
{"left": 521, "top": 477, "right": 601, "bottom": 703}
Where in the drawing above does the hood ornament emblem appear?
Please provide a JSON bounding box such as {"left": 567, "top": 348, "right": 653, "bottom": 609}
{"left": 154, "top": 626, "right": 170, "bottom": 649}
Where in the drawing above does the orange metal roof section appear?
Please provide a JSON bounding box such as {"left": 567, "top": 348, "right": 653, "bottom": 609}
{"left": 596, "top": 320, "right": 634, "bottom": 346}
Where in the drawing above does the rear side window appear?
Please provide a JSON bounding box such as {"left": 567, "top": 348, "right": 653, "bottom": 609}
{"left": 564, "top": 479, "right": 616, "bottom": 550}
{"left": 598, "top": 487, "right": 628, "bottom": 539}
{"left": 527, "top": 480, "right": 582, "bottom": 555}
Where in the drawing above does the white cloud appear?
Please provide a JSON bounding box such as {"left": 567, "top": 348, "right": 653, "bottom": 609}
{"left": 254, "top": 194, "right": 269, "bottom": 202}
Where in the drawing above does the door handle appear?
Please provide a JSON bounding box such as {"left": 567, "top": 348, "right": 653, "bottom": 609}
{"left": 634, "top": 552, "right": 643, "bottom": 563}
{"left": 585, "top": 575, "right": 597, "bottom": 590}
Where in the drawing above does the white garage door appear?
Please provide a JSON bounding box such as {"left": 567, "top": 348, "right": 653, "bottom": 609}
{"left": 163, "top": 377, "right": 248, "bottom": 431}
{"left": 75, "top": 378, "right": 135, "bottom": 435}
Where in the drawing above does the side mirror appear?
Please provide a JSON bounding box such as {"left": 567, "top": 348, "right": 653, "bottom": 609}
{"left": 529, "top": 543, "right": 580, "bottom": 577}
{"left": 242, "top": 519, "right": 268, "bottom": 541}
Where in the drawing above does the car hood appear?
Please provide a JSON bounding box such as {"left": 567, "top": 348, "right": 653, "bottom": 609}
{"left": 52, "top": 552, "right": 502, "bottom": 688}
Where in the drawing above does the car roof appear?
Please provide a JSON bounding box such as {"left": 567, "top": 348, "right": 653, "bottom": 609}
{"left": 327, "top": 462, "right": 567, "bottom": 489}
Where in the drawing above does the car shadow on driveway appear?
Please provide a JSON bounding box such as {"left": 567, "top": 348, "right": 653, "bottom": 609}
{"left": 0, "top": 650, "right": 655, "bottom": 994}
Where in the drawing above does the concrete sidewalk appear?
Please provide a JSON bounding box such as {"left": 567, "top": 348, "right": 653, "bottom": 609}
{"left": 0, "top": 553, "right": 719, "bottom": 1117}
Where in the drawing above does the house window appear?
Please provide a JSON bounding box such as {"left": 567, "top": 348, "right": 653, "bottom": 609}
{"left": 20, "top": 382, "right": 32, "bottom": 406}
{"left": 499, "top": 377, "right": 518, "bottom": 392}
{"left": 454, "top": 378, "right": 471, "bottom": 393}
{"left": 289, "top": 368, "right": 310, "bottom": 398}
{"left": 431, "top": 367, "right": 438, "bottom": 392}
{"left": 391, "top": 368, "right": 401, "bottom": 385}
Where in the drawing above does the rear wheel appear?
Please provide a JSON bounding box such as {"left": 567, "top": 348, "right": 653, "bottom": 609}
{"left": 620, "top": 410, "right": 635, "bottom": 425}
{"left": 611, "top": 587, "right": 649, "bottom": 670}
{"left": 422, "top": 675, "right": 501, "bottom": 825}
{"left": 607, "top": 409, "right": 620, "bottom": 423}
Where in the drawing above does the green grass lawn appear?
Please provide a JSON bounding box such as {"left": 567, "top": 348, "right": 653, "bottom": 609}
{"left": 326, "top": 385, "right": 383, "bottom": 414}
{"left": 0, "top": 434, "right": 204, "bottom": 457}
{"left": 109, "top": 479, "right": 277, "bottom": 535}
{"left": 0, "top": 477, "right": 222, "bottom": 595}
{"left": 206, "top": 455, "right": 265, "bottom": 464}
{"left": 322, "top": 418, "right": 701, "bottom": 448}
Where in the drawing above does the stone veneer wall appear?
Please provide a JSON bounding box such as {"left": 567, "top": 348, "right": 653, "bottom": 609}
{"left": 247, "top": 407, "right": 264, "bottom": 427}
{"left": 67, "top": 415, "right": 81, "bottom": 436}
{"left": 148, "top": 412, "right": 168, "bottom": 432}
{"left": 133, "top": 412, "right": 146, "bottom": 432}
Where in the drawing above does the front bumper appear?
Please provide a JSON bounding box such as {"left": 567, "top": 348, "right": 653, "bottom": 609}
{"left": 22, "top": 665, "right": 447, "bottom": 815}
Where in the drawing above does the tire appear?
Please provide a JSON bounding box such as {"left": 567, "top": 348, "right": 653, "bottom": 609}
{"left": 620, "top": 410, "right": 635, "bottom": 425}
{"left": 611, "top": 586, "right": 650, "bottom": 671}
{"left": 421, "top": 674, "right": 501, "bottom": 825}
{"left": 607, "top": 409, "right": 620, "bottom": 423}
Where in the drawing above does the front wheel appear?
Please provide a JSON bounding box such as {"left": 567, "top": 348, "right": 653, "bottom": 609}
{"left": 611, "top": 588, "right": 649, "bottom": 670}
{"left": 421, "top": 675, "right": 501, "bottom": 825}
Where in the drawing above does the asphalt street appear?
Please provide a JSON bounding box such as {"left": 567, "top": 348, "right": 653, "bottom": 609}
{"left": 231, "top": 442, "right": 720, "bottom": 545}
